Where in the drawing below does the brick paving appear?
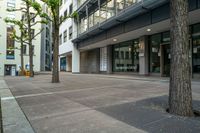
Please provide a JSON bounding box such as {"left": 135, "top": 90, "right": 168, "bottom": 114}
{"left": 3, "top": 73, "right": 200, "bottom": 133}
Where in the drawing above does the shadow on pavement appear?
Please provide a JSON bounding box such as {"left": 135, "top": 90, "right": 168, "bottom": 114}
{"left": 97, "top": 95, "right": 200, "bottom": 133}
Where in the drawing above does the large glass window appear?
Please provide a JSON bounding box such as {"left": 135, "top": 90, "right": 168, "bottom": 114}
{"left": 100, "top": 4, "right": 107, "bottom": 23}
{"left": 192, "top": 24, "right": 200, "bottom": 73}
{"left": 80, "top": 17, "right": 87, "bottom": 33}
{"left": 150, "top": 34, "right": 161, "bottom": 73}
{"left": 89, "top": 13, "right": 94, "bottom": 28}
{"left": 94, "top": 9, "right": 100, "bottom": 26}
{"left": 150, "top": 32, "right": 170, "bottom": 73}
{"left": 113, "top": 39, "right": 139, "bottom": 72}
{"left": 116, "top": 0, "right": 124, "bottom": 13}
{"left": 107, "top": 0, "right": 115, "bottom": 19}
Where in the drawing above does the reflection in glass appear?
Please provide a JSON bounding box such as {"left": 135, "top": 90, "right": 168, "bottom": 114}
{"left": 89, "top": 13, "right": 94, "bottom": 28}
{"left": 116, "top": 0, "right": 124, "bottom": 13}
{"left": 107, "top": 0, "right": 115, "bottom": 19}
{"left": 80, "top": 17, "right": 87, "bottom": 33}
{"left": 94, "top": 10, "right": 100, "bottom": 25}
{"left": 150, "top": 34, "right": 161, "bottom": 73}
{"left": 100, "top": 4, "right": 107, "bottom": 23}
{"left": 113, "top": 39, "right": 139, "bottom": 72}
{"left": 192, "top": 24, "right": 200, "bottom": 73}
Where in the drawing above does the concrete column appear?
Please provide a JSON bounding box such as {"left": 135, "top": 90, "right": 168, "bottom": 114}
{"left": 107, "top": 45, "right": 113, "bottom": 74}
{"left": 139, "top": 36, "right": 149, "bottom": 75}
{"left": 72, "top": 44, "right": 80, "bottom": 73}
{"left": 58, "top": 57, "right": 61, "bottom": 71}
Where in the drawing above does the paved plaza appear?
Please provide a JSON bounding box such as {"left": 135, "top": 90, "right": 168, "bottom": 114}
{"left": 2, "top": 73, "right": 200, "bottom": 133}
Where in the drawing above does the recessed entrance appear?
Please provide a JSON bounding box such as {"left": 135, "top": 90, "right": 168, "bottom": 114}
{"left": 4, "top": 65, "right": 16, "bottom": 76}
{"left": 160, "top": 43, "right": 171, "bottom": 77}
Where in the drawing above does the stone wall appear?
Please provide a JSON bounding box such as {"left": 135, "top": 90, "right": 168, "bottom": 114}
{"left": 80, "top": 49, "right": 100, "bottom": 73}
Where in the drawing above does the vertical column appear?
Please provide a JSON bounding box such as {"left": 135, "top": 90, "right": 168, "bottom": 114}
{"left": 58, "top": 56, "right": 61, "bottom": 71}
{"left": 72, "top": 44, "right": 80, "bottom": 73}
{"left": 107, "top": 45, "right": 113, "bottom": 74}
{"left": 139, "top": 36, "right": 149, "bottom": 75}
{"left": 96, "top": 48, "right": 100, "bottom": 73}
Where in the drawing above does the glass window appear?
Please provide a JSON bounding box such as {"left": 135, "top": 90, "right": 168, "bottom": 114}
{"left": 100, "top": 4, "right": 107, "bottom": 23}
{"left": 94, "top": 10, "right": 100, "bottom": 25}
{"left": 192, "top": 24, "right": 200, "bottom": 73}
{"left": 46, "top": 27, "right": 49, "bottom": 38}
{"left": 23, "top": 45, "right": 26, "bottom": 54}
{"left": 6, "top": 26, "right": 15, "bottom": 59}
{"left": 162, "top": 31, "right": 170, "bottom": 43}
{"left": 113, "top": 45, "right": 120, "bottom": 72}
{"left": 63, "top": 30, "right": 67, "bottom": 42}
{"left": 59, "top": 34, "right": 62, "bottom": 45}
{"left": 198, "top": 0, "right": 200, "bottom": 8}
{"left": 89, "top": 13, "right": 94, "bottom": 28}
{"left": 80, "top": 17, "right": 87, "bottom": 33}
{"left": 69, "top": 4, "right": 73, "bottom": 15}
{"left": 60, "top": 57, "right": 66, "bottom": 71}
{"left": 64, "top": 9, "right": 68, "bottom": 18}
{"left": 69, "top": 26, "right": 73, "bottom": 39}
{"left": 113, "top": 39, "right": 139, "bottom": 72}
{"left": 107, "top": 0, "right": 115, "bottom": 19}
{"left": 46, "top": 40, "right": 50, "bottom": 53}
{"left": 116, "top": 0, "right": 125, "bottom": 13}
{"left": 32, "top": 45, "right": 35, "bottom": 55}
{"left": 150, "top": 34, "right": 161, "bottom": 73}
{"left": 45, "top": 53, "right": 50, "bottom": 66}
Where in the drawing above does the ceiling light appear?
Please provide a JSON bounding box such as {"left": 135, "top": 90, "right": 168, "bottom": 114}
{"left": 147, "top": 29, "right": 151, "bottom": 32}
{"left": 113, "top": 38, "right": 117, "bottom": 42}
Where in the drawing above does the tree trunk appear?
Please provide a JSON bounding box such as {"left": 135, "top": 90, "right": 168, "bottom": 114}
{"left": 169, "top": 0, "right": 193, "bottom": 116}
{"left": 52, "top": 8, "right": 60, "bottom": 83}
{"left": 20, "top": 38, "right": 25, "bottom": 76}
{"left": 26, "top": 2, "right": 34, "bottom": 77}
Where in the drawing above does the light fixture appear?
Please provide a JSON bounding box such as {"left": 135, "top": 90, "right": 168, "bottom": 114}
{"left": 113, "top": 38, "right": 117, "bottom": 42}
{"left": 147, "top": 28, "right": 151, "bottom": 32}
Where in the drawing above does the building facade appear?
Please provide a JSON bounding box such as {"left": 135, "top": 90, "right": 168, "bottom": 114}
{"left": 0, "top": 0, "right": 52, "bottom": 76}
{"left": 65, "top": 0, "right": 200, "bottom": 78}
{"left": 59, "top": 0, "right": 74, "bottom": 72}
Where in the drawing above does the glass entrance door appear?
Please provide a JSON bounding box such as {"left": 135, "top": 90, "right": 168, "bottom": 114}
{"left": 161, "top": 44, "right": 171, "bottom": 77}
{"left": 163, "top": 45, "right": 171, "bottom": 76}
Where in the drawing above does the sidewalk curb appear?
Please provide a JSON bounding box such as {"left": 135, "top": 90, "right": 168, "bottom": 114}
{"left": 0, "top": 80, "right": 35, "bottom": 133}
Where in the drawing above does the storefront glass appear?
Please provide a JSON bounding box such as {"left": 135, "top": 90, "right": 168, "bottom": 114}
{"left": 150, "top": 34, "right": 161, "bottom": 73}
{"left": 60, "top": 57, "right": 66, "bottom": 71}
{"left": 150, "top": 32, "right": 170, "bottom": 73}
{"left": 192, "top": 23, "right": 200, "bottom": 73}
{"left": 113, "top": 39, "right": 139, "bottom": 72}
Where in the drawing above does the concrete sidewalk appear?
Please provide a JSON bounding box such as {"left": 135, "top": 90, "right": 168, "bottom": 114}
{"left": 3, "top": 73, "right": 200, "bottom": 133}
{"left": 0, "top": 79, "right": 34, "bottom": 133}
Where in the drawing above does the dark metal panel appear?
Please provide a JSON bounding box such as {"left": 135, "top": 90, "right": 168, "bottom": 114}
{"left": 125, "top": 13, "right": 151, "bottom": 32}
{"left": 107, "top": 24, "right": 124, "bottom": 38}
{"left": 151, "top": 3, "right": 170, "bottom": 24}
{"left": 92, "top": 31, "right": 107, "bottom": 43}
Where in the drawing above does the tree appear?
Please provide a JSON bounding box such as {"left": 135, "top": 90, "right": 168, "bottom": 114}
{"left": 42, "top": 0, "right": 77, "bottom": 83}
{"left": 7, "top": 0, "right": 48, "bottom": 77}
{"left": 169, "top": 0, "right": 193, "bottom": 116}
{"left": 4, "top": 18, "right": 29, "bottom": 76}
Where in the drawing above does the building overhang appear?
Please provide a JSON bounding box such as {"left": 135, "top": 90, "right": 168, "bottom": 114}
{"left": 78, "top": 8, "right": 200, "bottom": 51}
{"left": 72, "top": 0, "right": 169, "bottom": 43}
